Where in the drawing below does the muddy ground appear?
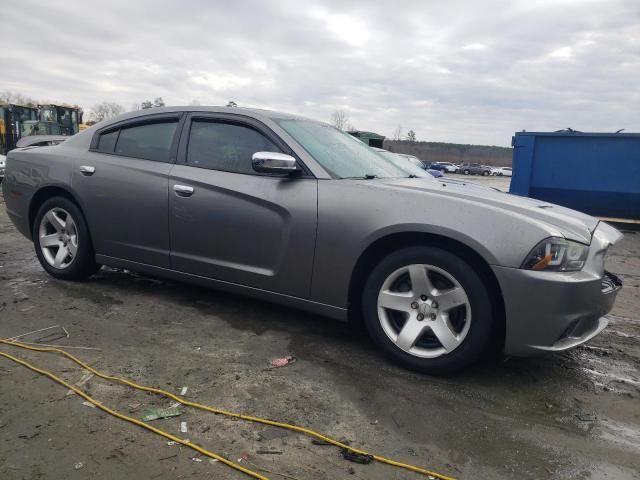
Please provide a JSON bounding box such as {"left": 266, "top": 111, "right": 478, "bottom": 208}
{"left": 1, "top": 181, "right": 639, "bottom": 480}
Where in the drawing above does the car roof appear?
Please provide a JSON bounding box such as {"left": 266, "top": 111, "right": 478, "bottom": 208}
{"left": 99, "top": 106, "right": 317, "bottom": 128}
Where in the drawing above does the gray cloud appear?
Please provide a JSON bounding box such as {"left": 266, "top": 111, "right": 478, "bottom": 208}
{"left": 1, "top": 0, "right": 638, "bottom": 145}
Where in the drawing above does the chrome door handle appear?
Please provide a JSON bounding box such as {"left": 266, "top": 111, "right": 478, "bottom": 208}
{"left": 79, "top": 165, "right": 95, "bottom": 176}
{"left": 173, "top": 184, "right": 194, "bottom": 197}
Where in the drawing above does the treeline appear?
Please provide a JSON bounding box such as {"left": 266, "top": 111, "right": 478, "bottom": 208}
{"left": 384, "top": 140, "right": 513, "bottom": 167}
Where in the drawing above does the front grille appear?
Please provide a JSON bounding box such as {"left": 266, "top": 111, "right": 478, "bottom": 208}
{"left": 601, "top": 270, "right": 622, "bottom": 293}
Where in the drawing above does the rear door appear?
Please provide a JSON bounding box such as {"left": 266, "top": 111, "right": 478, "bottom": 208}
{"left": 74, "top": 114, "right": 183, "bottom": 268}
{"left": 168, "top": 113, "right": 317, "bottom": 298}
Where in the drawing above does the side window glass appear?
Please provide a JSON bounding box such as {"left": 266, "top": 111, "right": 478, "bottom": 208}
{"left": 114, "top": 121, "right": 178, "bottom": 162}
{"left": 97, "top": 130, "right": 118, "bottom": 153}
{"left": 187, "top": 121, "right": 282, "bottom": 174}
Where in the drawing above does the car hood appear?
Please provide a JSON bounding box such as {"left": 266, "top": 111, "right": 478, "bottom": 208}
{"left": 381, "top": 178, "right": 599, "bottom": 244}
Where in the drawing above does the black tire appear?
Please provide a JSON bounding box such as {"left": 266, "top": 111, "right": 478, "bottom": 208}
{"left": 463, "top": 169, "right": 470, "bottom": 175}
{"left": 482, "top": 170, "right": 490, "bottom": 176}
{"left": 361, "top": 246, "right": 494, "bottom": 374}
{"left": 33, "top": 196, "right": 100, "bottom": 280}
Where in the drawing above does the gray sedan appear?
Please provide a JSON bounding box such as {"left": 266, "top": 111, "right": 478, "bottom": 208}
{"left": 2, "top": 107, "right": 623, "bottom": 373}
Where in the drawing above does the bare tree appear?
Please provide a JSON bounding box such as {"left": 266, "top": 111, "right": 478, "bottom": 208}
{"left": 330, "top": 110, "right": 349, "bottom": 131}
{"left": 153, "top": 97, "right": 165, "bottom": 107}
{"left": 406, "top": 129, "right": 417, "bottom": 142}
{"left": 393, "top": 124, "right": 403, "bottom": 141}
{"left": 89, "top": 102, "right": 125, "bottom": 122}
{"left": 0, "top": 90, "right": 37, "bottom": 106}
{"left": 226, "top": 100, "right": 238, "bottom": 107}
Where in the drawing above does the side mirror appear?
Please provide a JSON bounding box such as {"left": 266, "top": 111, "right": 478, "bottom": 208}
{"left": 252, "top": 151, "right": 299, "bottom": 174}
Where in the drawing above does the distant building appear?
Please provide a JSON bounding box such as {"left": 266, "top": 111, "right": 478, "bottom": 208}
{"left": 348, "top": 130, "right": 385, "bottom": 148}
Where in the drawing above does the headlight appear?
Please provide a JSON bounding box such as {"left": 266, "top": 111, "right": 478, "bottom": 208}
{"left": 521, "top": 237, "right": 589, "bottom": 272}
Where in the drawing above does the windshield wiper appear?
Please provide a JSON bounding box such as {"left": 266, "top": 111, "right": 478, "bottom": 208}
{"left": 343, "top": 174, "right": 379, "bottom": 179}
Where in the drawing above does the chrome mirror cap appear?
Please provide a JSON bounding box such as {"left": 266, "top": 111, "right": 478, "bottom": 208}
{"left": 251, "top": 151, "right": 298, "bottom": 174}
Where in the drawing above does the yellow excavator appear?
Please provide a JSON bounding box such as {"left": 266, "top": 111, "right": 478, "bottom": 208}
{"left": 0, "top": 103, "right": 85, "bottom": 154}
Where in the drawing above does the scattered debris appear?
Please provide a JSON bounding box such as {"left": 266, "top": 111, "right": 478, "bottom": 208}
{"left": 238, "top": 451, "right": 250, "bottom": 462}
{"left": 192, "top": 457, "right": 203, "bottom": 462}
{"left": 7, "top": 325, "right": 100, "bottom": 350}
{"left": 180, "top": 421, "right": 188, "bottom": 433}
{"left": 341, "top": 449, "right": 374, "bottom": 465}
{"left": 82, "top": 400, "right": 96, "bottom": 409}
{"left": 201, "top": 425, "right": 211, "bottom": 433}
{"left": 180, "top": 386, "right": 188, "bottom": 395}
{"left": 127, "top": 402, "right": 142, "bottom": 412}
{"left": 74, "top": 462, "right": 84, "bottom": 470}
{"left": 370, "top": 420, "right": 379, "bottom": 425}
{"left": 256, "top": 449, "right": 283, "bottom": 455}
{"left": 270, "top": 355, "right": 296, "bottom": 368}
{"left": 66, "top": 373, "right": 94, "bottom": 396}
{"left": 167, "top": 441, "right": 178, "bottom": 446}
{"left": 209, "top": 459, "right": 219, "bottom": 464}
{"left": 142, "top": 407, "right": 182, "bottom": 422}
{"left": 311, "top": 439, "right": 331, "bottom": 446}
{"left": 7, "top": 324, "right": 68, "bottom": 342}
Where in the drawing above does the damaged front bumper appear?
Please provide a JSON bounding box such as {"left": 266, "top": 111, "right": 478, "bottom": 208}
{"left": 494, "top": 222, "right": 623, "bottom": 356}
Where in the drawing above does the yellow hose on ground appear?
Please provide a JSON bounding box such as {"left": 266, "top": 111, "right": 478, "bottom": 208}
{"left": 0, "top": 338, "right": 455, "bottom": 480}
{"left": 0, "top": 348, "right": 267, "bottom": 480}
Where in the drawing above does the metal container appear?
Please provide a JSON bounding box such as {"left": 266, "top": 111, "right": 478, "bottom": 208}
{"left": 510, "top": 131, "right": 640, "bottom": 221}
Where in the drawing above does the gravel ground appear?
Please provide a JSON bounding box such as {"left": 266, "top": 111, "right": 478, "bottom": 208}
{"left": 1, "top": 187, "right": 639, "bottom": 480}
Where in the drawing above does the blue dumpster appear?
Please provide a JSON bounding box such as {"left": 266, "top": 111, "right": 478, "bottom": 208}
{"left": 510, "top": 131, "right": 640, "bottom": 221}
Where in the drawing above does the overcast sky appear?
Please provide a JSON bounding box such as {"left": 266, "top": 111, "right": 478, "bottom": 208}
{"left": 1, "top": 0, "right": 639, "bottom": 146}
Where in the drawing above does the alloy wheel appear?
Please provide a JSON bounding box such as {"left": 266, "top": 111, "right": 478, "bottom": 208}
{"left": 377, "top": 264, "right": 471, "bottom": 358}
{"left": 39, "top": 208, "right": 78, "bottom": 269}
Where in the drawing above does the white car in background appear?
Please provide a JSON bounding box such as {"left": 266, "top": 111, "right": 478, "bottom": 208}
{"left": 0, "top": 154, "right": 6, "bottom": 183}
{"left": 433, "top": 162, "right": 458, "bottom": 173}
{"left": 491, "top": 167, "right": 512, "bottom": 177}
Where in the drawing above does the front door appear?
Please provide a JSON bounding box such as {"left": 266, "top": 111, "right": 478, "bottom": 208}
{"left": 169, "top": 114, "right": 317, "bottom": 298}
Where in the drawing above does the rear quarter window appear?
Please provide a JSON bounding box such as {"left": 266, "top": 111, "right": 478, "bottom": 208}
{"left": 97, "top": 130, "right": 118, "bottom": 153}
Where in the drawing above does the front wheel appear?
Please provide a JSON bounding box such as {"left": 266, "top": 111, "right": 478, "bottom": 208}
{"left": 361, "top": 246, "right": 494, "bottom": 374}
{"left": 463, "top": 169, "right": 470, "bottom": 175}
{"left": 34, "top": 197, "right": 100, "bottom": 280}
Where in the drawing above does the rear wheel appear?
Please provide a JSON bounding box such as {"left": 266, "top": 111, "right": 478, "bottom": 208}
{"left": 362, "top": 246, "right": 494, "bottom": 374}
{"left": 34, "top": 197, "right": 100, "bottom": 280}
{"left": 482, "top": 170, "right": 490, "bottom": 176}
{"left": 463, "top": 169, "right": 470, "bottom": 175}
